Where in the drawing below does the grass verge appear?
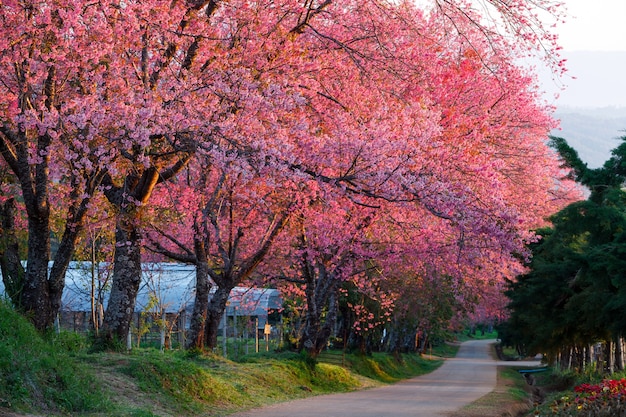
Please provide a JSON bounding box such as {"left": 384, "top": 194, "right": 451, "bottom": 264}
{"left": 0, "top": 301, "right": 449, "bottom": 417}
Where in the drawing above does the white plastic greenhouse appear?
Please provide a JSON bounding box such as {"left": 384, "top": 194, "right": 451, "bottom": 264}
{"left": 0, "top": 262, "right": 282, "bottom": 347}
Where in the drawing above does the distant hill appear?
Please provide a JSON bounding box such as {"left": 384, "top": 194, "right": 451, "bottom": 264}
{"left": 535, "top": 50, "right": 626, "bottom": 168}
{"left": 551, "top": 106, "right": 626, "bottom": 168}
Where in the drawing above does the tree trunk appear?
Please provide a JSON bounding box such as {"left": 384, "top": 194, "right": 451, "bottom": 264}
{"left": 47, "top": 192, "right": 94, "bottom": 331}
{"left": 0, "top": 198, "right": 25, "bottom": 307}
{"left": 20, "top": 212, "right": 54, "bottom": 331}
{"left": 385, "top": 320, "right": 401, "bottom": 354}
{"left": 615, "top": 336, "right": 624, "bottom": 372}
{"left": 100, "top": 167, "right": 161, "bottom": 346}
{"left": 315, "top": 289, "right": 338, "bottom": 353}
{"left": 298, "top": 265, "right": 339, "bottom": 357}
{"left": 205, "top": 285, "right": 232, "bottom": 350}
{"left": 1, "top": 185, "right": 100, "bottom": 331}
{"left": 584, "top": 345, "right": 593, "bottom": 370}
{"left": 418, "top": 330, "right": 429, "bottom": 354}
{"left": 101, "top": 215, "right": 143, "bottom": 344}
{"left": 300, "top": 292, "right": 320, "bottom": 355}
{"left": 299, "top": 261, "right": 321, "bottom": 356}
{"left": 186, "top": 239, "right": 210, "bottom": 349}
{"left": 606, "top": 341, "right": 615, "bottom": 374}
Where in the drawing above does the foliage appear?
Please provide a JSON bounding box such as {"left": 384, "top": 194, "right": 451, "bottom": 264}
{"left": 0, "top": 0, "right": 581, "bottom": 359}
{"left": 457, "top": 329, "right": 500, "bottom": 342}
{"left": 49, "top": 330, "right": 91, "bottom": 353}
{"left": 502, "top": 137, "right": 626, "bottom": 364}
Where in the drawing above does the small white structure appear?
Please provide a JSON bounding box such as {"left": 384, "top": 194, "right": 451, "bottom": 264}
{"left": 0, "top": 262, "right": 282, "bottom": 347}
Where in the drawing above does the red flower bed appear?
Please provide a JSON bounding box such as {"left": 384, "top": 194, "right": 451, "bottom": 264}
{"left": 546, "top": 378, "right": 626, "bottom": 416}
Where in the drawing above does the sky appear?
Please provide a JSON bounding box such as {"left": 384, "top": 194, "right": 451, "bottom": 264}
{"left": 557, "top": 0, "right": 626, "bottom": 52}
{"left": 541, "top": 0, "right": 626, "bottom": 108}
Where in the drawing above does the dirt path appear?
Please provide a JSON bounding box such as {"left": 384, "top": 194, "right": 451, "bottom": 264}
{"left": 229, "top": 339, "right": 539, "bottom": 417}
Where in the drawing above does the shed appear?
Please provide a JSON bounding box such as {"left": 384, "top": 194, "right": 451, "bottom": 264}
{"left": 0, "top": 262, "right": 282, "bottom": 332}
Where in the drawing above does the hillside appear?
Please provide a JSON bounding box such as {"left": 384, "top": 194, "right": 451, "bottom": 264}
{"left": 551, "top": 106, "right": 626, "bottom": 168}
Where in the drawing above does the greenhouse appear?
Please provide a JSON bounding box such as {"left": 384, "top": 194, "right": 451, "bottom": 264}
{"left": 0, "top": 262, "right": 282, "bottom": 349}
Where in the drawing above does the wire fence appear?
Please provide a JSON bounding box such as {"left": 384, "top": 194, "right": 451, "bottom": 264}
{"left": 57, "top": 309, "right": 284, "bottom": 359}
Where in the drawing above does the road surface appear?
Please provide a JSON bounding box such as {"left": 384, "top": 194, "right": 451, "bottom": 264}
{"left": 228, "top": 339, "right": 541, "bottom": 417}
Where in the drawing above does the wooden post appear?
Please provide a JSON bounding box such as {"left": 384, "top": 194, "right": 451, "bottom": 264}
{"left": 222, "top": 313, "right": 227, "bottom": 356}
{"left": 233, "top": 307, "right": 238, "bottom": 359}
{"left": 127, "top": 329, "right": 132, "bottom": 351}
{"left": 255, "top": 317, "right": 259, "bottom": 353}
{"left": 160, "top": 309, "right": 165, "bottom": 352}
{"left": 264, "top": 323, "right": 271, "bottom": 352}
{"left": 178, "top": 311, "right": 186, "bottom": 348}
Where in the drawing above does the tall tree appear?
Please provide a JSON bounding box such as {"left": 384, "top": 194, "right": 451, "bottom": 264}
{"left": 251, "top": 0, "right": 579, "bottom": 356}
{"left": 99, "top": 150, "right": 193, "bottom": 343}
{"left": 292, "top": 202, "right": 377, "bottom": 356}
{"left": 0, "top": 2, "right": 113, "bottom": 329}
{"left": 140, "top": 0, "right": 572, "bottom": 353}
{"left": 504, "top": 137, "right": 626, "bottom": 367}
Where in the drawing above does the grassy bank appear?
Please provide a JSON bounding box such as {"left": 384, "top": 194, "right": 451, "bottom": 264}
{"left": 0, "top": 301, "right": 110, "bottom": 415}
{"left": 0, "top": 301, "right": 451, "bottom": 417}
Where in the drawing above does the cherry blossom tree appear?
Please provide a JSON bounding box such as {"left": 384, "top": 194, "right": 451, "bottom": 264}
{"left": 123, "top": 0, "right": 579, "bottom": 353}
{"left": 289, "top": 200, "right": 379, "bottom": 356}
{"left": 0, "top": 0, "right": 577, "bottom": 339}
{"left": 146, "top": 152, "right": 297, "bottom": 349}
{"left": 1, "top": 0, "right": 229, "bottom": 334}
{"left": 0, "top": 1, "right": 115, "bottom": 329}
{"left": 265, "top": 0, "right": 579, "bottom": 354}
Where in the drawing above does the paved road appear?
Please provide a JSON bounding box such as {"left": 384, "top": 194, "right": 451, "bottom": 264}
{"left": 229, "top": 339, "right": 541, "bottom": 417}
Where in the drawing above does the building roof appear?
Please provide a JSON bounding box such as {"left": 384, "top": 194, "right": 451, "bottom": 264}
{"left": 0, "top": 262, "right": 281, "bottom": 315}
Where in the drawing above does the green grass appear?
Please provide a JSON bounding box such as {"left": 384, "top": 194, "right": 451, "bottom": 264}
{"left": 74, "top": 348, "right": 441, "bottom": 416}
{"left": 114, "top": 348, "right": 442, "bottom": 415}
{"left": 0, "top": 300, "right": 447, "bottom": 416}
{"left": 501, "top": 367, "right": 532, "bottom": 401}
{"left": 455, "top": 329, "right": 499, "bottom": 342}
{"left": 0, "top": 300, "right": 112, "bottom": 414}
{"left": 113, "top": 349, "right": 366, "bottom": 415}
{"left": 431, "top": 341, "right": 461, "bottom": 357}
{"left": 345, "top": 351, "right": 444, "bottom": 382}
